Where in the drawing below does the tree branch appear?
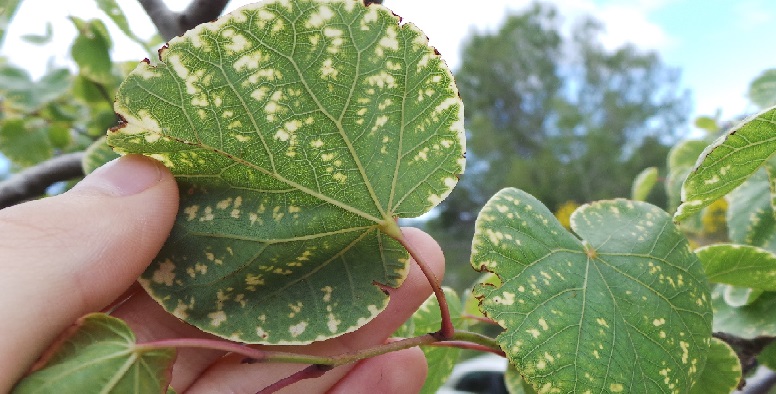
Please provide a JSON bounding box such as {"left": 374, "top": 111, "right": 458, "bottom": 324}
{"left": 180, "top": 0, "right": 231, "bottom": 34}
{"left": 137, "top": 0, "right": 230, "bottom": 41}
{"left": 0, "top": 152, "right": 85, "bottom": 209}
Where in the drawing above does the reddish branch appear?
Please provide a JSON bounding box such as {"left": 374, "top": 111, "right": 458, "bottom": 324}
{"left": 257, "top": 364, "right": 333, "bottom": 394}
{"left": 396, "top": 230, "right": 455, "bottom": 339}
{"left": 137, "top": 0, "right": 230, "bottom": 41}
{"left": 0, "top": 152, "right": 84, "bottom": 209}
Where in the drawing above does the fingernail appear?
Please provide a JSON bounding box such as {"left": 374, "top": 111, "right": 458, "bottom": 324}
{"left": 75, "top": 155, "right": 163, "bottom": 196}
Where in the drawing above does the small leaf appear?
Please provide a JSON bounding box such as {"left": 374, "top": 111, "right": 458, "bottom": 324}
{"left": 712, "top": 286, "right": 776, "bottom": 338}
{"left": 666, "top": 139, "right": 709, "bottom": 213}
{"left": 631, "top": 166, "right": 658, "bottom": 201}
{"left": 696, "top": 244, "right": 776, "bottom": 290}
{"left": 0, "top": 0, "right": 23, "bottom": 48}
{"left": 749, "top": 68, "right": 776, "bottom": 109}
{"left": 0, "top": 119, "right": 52, "bottom": 166}
{"left": 688, "top": 338, "right": 741, "bottom": 394}
{"left": 70, "top": 17, "right": 114, "bottom": 85}
{"left": 82, "top": 136, "right": 120, "bottom": 174}
{"left": 20, "top": 22, "right": 52, "bottom": 45}
{"left": 396, "top": 287, "right": 465, "bottom": 394}
{"left": 726, "top": 168, "right": 776, "bottom": 251}
{"left": 676, "top": 106, "right": 776, "bottom": 221}
{"left": 93, "top": 0, "right": 153, "bottom": 54}
{"left": 471, "top": 188, "right": 712, "bottom": 393}
{"left": 0, "top": 66, "right": 71, "bottom": 113}
{"left": 108, "top": 0, "right": 464, "bottom": 344}
{"left": 694, "top": 116, "right": 719, "bottom": 133}
{"left": 12, "top": 313, "right": 176, "bottom": 394}
{"left": 722, "top": 285, "right": 763, "bottom": 307}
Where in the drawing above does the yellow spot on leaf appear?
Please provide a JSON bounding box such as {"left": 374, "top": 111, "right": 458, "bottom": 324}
{"left": 208, "top": 311, "right": 227, "bottom": 327}
{"left": 152, "top": 259, "right": 176, "bottom": 286}
{"left": 289, "top": 322, "right": 308, "bottom": 337}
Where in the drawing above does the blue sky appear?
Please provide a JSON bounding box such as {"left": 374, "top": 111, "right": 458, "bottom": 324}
{"left": 3, "top": 0, "right": 775, "bottom": 133}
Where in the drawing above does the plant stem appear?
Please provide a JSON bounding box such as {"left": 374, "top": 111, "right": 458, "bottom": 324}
{"left": 141, "top": 334, "right": 440, "bottom": 366}
{"left": 257, "top": 364, "right": 333, "bottom": 394}
{"left": 450, "top": 330, "right": 504, "bottom": 355}
{"left": 428, "top": 341, "right": 505, "bottom": 356}
{"left": 137, "top": 338, "right": 321, "bottom": 364}
{"left": 394, "top": 228, "right": 455, "bottom": 339}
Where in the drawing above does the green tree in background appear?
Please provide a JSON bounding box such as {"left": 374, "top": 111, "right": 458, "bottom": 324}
{"left": 431, "top": 2, "right": 690, "bottom": 290}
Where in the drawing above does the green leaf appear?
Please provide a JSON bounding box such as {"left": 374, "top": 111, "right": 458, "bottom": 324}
{"left": 396, "top": 288, "right": 465, "bottom": 394}
{"left": 0, "top": 119, "right": 52, "bottom": 166}
{"left": 676, "top": 106, "right": 776, "bottom": 221}
{"left": 93, "top": 0, "right": 153, "bottom": 54}
{"left": 70, "top": 17, "right": 114, "bottom": 85}
{"left": 83, "top": 136, "right": 120, "bottom": 174}
{"left": 726, "top": 168, "right": 776, "bottom": 251}
{"left": 688, "top": 338, "right": 741, "bottom": 394}
{"left": 757, "top": 340, "right": 776, "bottom": 371}
{"left": 749, "top": 68, "right": 776, "bottom": 109}
{"left": 12, "top": 313, "right": 176, "bottom": 394}
{"left": 108, "top": 0, "right": 464, "bottom": 344}
{"left": 694, "top": 116, "right": 719, "bottom": 133}
{"left": 0, "top": 0, "right": 23, "bottom": 48}
{"left": 20, "top": 22, "right": 52, "bottom": 45}
{"left": 722, "top": 285, "right": 763, "bottom": 307}
{"left": 666, "top": 139, "right": 709, "bottom": 213}
{"left": 47, "top": 122, "right": 72, "bottom": 149}
{"left": 36, "top": 69, "right": 73, "bottom": 106}
{"left": 0, "top": 66, "right": 71, "bottom": 113}
{"left": 504, "top": 363, "right": 537, "bottom": 394}
{"left": 712, "top": 287, "right": 776, "bottom": 338}
{"left": 697, "top": 244, "right": 776, "bottom": 290}
{"left": 471, "top": 188, "right": 712, "bottom": 393}
{"left": 631, "top": 166, "right": 658, "bottom": 201}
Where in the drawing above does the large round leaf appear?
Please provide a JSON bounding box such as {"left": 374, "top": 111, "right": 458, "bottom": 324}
{"left": 107, "top": 0, "right": 464, "bottom": 344}
{"left": 471, "top": 188, "right": 712, "bottom": 393}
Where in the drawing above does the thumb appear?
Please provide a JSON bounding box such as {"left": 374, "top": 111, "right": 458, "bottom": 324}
{"left": 0, "top": 155, "right": 179, "bottom": 389}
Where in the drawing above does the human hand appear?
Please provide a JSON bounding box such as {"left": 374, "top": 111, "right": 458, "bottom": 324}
{"left": 0, "top": 155, "right": 444, "bottom": 393}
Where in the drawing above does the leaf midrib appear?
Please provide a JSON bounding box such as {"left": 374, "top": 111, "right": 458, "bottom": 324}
{"left": 275, "top": 9, "right": 389, "bottom": 221}
{"left": 141, "top": 130, "right": 384, "bottom": 223}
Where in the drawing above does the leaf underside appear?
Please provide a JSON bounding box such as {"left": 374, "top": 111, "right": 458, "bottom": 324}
{"left": 471, "top": 188, "right": 712, "bottom": 393}
{"left": 107, "top": 0, "right": 464, "bottom": 344}
{"left": 12, "top": 313, "right": 175, "bottom": 394}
